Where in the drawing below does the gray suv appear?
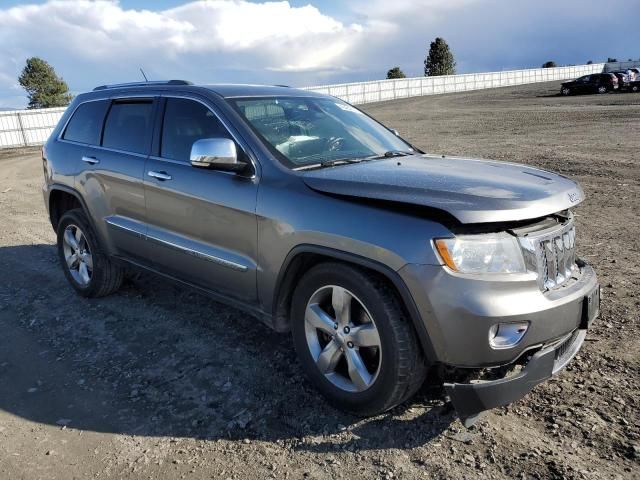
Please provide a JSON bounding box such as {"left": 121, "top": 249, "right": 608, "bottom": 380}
{"left": 42, "top": 81, "right": 600, "bottom": 425}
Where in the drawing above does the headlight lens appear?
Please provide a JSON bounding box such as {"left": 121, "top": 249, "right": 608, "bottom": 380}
{"left": 434, "top": 233, "right": 526, "bottom": 274}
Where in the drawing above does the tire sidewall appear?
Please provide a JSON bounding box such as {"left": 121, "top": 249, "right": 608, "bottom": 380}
{"left": 291, "top": 264, "right": 405, "bottom": 414}
{"left": 56, "top": 209, "right": 102, "bottom": 297}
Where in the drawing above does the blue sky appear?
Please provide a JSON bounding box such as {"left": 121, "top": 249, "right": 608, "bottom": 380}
{"left": 0, "top": 0, "right": 638, "bottom": 108}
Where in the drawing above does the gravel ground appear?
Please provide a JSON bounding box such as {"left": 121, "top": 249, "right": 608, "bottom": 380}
{"left": 0, "top": 81, "right": 638, "bottom": 479}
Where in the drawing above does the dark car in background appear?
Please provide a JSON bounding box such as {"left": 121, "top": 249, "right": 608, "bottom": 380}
{"left": 560, "top": 73, "right": 618, "bottom": 95}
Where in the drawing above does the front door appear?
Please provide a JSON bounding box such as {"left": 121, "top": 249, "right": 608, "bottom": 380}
{"left": 143, "top": 97, "right": 259, "bottom": 302}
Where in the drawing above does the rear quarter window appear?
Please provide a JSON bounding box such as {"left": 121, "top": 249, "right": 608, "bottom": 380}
{"left": 102, "top": 101, "right": 154, "bottom": 154}
{"left": 62, "top": 100, "right": 109, "bottom": 145}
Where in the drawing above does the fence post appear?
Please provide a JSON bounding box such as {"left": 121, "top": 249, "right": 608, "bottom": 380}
{"left": 15, "top": 112, "right": 28, "bottom": 147}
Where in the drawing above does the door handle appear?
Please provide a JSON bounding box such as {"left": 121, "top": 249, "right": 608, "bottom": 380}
{"left": 148, "top": 171, "right": 172, "bottom": 181}
{"left": 81, "top": 156, "right": 99, "bottom": 165}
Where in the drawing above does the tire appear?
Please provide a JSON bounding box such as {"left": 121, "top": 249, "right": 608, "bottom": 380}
{"left": 561, "top": 87, "right": 571, "bottom": 96}
{"left": 56, "top": 208, "right": 124, "bottom": 298}
{"left": 597, "top": 85, "right": 608, "bottom": 94}
{"left": 632, "top": 85, "right": 639, "bottom": 93}
{"left": 291, "top": 262, "right": 427, "bottom": 416}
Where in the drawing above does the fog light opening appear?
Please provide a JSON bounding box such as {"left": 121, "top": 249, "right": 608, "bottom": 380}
{"left": 489, "top": 322, "right": 529, "bottom": 349}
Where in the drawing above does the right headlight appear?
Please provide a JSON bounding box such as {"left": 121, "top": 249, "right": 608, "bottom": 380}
{"left": 433, "top": 233, "right": 526, "bottom": 274}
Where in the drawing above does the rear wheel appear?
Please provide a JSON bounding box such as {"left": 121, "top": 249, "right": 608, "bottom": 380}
{"left": 597, "top": 85, "right": 608, "bottom": 94}
{"left": 632, "top": 84, "right": 639, "bottom": 93}
{"left": 57, "top": 209, "right": 124, "bottom": 298}
{"left": 291, "top": 262, "right": 427, "bottom": 416}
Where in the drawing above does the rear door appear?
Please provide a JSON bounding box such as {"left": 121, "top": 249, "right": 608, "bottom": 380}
{"left": 75, "top": 97, "right": 156, "bottom": 262}
{"left": 143, "top": 96, "right": 259, "bottom": 302}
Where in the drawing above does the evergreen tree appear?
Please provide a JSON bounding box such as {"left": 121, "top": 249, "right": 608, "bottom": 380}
{"left": 386, "top": 67, "right": 406, "bottom": 79}
{"left": 424, "top": 38, "right": 456, "bottom": 76}
{"left": 18, "top": 57, "right": 72, "bottom": 109}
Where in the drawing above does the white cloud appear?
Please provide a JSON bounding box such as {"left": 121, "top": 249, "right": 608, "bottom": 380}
{"left": 0, "top": 0, "right": 365, "bottom": 73}
{"left": 0, "top": 0, "right": 638, "bottom": 108}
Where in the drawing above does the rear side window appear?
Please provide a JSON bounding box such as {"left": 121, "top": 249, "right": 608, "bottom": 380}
{"left": 102, "top": 101, "right": 154, "bottom": 154}
{"left": 160, "top": 98, "right": 231, "bottom": 161}
{"left": 62, "top": 101, "right": 109, "bottom": 145}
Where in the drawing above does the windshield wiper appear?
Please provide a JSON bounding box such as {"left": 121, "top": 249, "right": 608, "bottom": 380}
{"left": 293, "top": 151, "right": 413, "bottom": 171}
{"left": 373, "top": 150, "right": 414, "bottom": 159}
{"left": 293, "top": 157, "right": 364, "bottom": 171}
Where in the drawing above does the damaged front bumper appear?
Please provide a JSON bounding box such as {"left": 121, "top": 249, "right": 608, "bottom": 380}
{"left": 444, "top": 282, "right": 599, "bottom": 426}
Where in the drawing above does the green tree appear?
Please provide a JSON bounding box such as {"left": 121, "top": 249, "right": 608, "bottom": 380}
{"left": 586, "top": 60, "right": 593, "bottom": 65}
{"left": 18, "top": 57, "right": 72, "bottom": 109}
{"left": 386, "top": 67, "right": 406, "bottom": 79}
{"left": 607, "top": 57, "right": 618, "bottom": 63}
{"left": 542, "top": 61, "right": 557, "bottom": 68}
{"left": 424, "top": 37, "right": 456, "bottom": 76}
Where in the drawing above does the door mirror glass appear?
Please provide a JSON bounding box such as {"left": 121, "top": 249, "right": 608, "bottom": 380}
{"left": 190, "top": 138, "right": 247, "bottom": 172}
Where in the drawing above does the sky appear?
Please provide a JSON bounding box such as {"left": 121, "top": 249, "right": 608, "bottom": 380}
{"left": 0, "top": 0, "right": 639, "bottom": 108}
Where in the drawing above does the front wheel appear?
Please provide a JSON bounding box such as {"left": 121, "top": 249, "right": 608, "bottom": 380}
{"left": 291, "top": 263, "right": 427, "bottom": 416}
{"left": 561, "top": 87, "right": 571, "bottom": 96}
{"left": 632, "top": 85, "right": 639, "bottom": 93}
{"left": 597, "top": 85, "right": 608, "bottom": 94}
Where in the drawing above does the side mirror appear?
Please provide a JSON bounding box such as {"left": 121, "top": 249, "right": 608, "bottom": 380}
{"left": 190, "top": 138, "right": 248, "bottom": 172}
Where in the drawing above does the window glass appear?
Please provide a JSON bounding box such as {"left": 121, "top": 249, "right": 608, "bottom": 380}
{"left": 231, "top": 96, "right": 413, "bottom": 169}
{"left": 102, "top": 101, "right": 153, "bottom": 154}
{"left": 62, "top": 101, "right": 109, "bottom": 145}
{"left": 161, "top": 98, "right": 231, "bottom": 161}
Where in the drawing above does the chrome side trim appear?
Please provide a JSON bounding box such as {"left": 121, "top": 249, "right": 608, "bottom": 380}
{"left": 145, "top": 234, "right": 248, "bottom": 272}
{"left": 104, "top": 216, "right": 145, "bottom": 239}
{"left": 104, "top": 215, "right": 249, "bottom": 272}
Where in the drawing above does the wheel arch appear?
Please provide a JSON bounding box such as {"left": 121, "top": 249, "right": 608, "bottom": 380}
{"left": 272, "top": 244, "right": 437, "bottom": 364}
{"left": 47, "top": 185, "right": 89, "bottom": 231}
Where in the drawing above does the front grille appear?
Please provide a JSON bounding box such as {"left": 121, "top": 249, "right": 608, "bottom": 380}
{"left": 538, "top": 224, "right": 577, "bottom": 289}
{"left": 519, "top": 217, "right": 578, "bottom": 291}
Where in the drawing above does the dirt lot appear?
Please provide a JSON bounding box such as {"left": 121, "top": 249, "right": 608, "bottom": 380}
{"left": 0, "top": 81, "right": 638, "bottom": 479}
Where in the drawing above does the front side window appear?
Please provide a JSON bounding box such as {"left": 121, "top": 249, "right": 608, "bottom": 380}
{"left": 62, "top": 100, "right": 109, "bottom": 145}
{"left": 102, "top": 101, "right": 153, "bottom": 154}
{"left": 229, "top": 96, "right": 413, "bottom": 169}
{"left": 161, "top": 98, "right": 231, "bottom": 162}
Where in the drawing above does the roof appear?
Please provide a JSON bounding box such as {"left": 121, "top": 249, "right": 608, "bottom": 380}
{"left": 201, "top": 84, "right": 321, "bottom": 98}
{"left": 90, "top": 80, "right": 324, "bottom": 99}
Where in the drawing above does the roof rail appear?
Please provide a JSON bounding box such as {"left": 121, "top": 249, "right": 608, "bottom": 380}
{"left": 93, "top": 80, "right": 193, "bottom": 91}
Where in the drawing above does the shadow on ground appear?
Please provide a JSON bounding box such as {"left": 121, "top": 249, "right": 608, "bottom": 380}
{"left": 0, "top": 244, "right": 454, "bottom": 452}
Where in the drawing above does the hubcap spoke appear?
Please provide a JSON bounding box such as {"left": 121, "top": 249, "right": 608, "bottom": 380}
{"left": 81, "top": 252, "right": 93, "bottom": 270}
{"left": 78, "top": 262, "right": 90, "bottom": 284}
{"left": 65, "top": 252, "right": 78, "bottom": 268}
{"left": 306, "top": 304, "right": 337, "bottom": 335}
{"left": 64, "top": 229, "right": 79, "bottom": 250}
{"left": 345, "top": 348, "right": 372, "bottom": 391}
{"left": 316, "top": 339, "right": 342, "bottom": 373}
{"left": 331, "top": 286, "right": 351, "bottom": 327}
{"left": 349, "top": 323, "right": 381, "bottom": 348}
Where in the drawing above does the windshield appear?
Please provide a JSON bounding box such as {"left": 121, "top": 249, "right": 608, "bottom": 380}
{"left": 229, "top": 96, "right": 414, "bottom": 169}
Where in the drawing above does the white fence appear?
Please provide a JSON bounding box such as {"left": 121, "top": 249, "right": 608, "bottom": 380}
{"left": 304, "top": 63, "right": 606, "bottom": 104}
{"left": 1, "top": 61, "right": 634, "bottom": 149}
{"left": 0, "top": 106, "right": 66, "bottom": 149}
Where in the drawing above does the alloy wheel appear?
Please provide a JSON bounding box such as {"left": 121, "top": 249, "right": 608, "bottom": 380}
{"left": 62, "top": 224, "right": 93, "bottom": 286}
{"left": 304, "top": 285, "right": 382, "bottom": 392}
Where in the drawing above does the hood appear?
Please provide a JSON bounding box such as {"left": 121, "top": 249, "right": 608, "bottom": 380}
{"left": 301, "top": 154, "right": 584, "bottom": 224}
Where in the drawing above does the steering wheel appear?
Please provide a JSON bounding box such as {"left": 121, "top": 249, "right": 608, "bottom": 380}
{"left": 327, "top": 137, "right": 345, "bottom": 152}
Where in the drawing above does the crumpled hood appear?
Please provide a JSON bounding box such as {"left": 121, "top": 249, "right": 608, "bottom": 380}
{"left": 302, "top": 154, "right": 584, "bottom": 224}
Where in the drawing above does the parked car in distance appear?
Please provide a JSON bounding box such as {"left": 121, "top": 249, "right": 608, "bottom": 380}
{"left": 42, "top": 81, "right": 601, "bottom": 426}
{"left": 560, "top": 73, "right": 618, "bottom": 95}
{"left": 610, "top": 71, "right": 630, "bottom": 90}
